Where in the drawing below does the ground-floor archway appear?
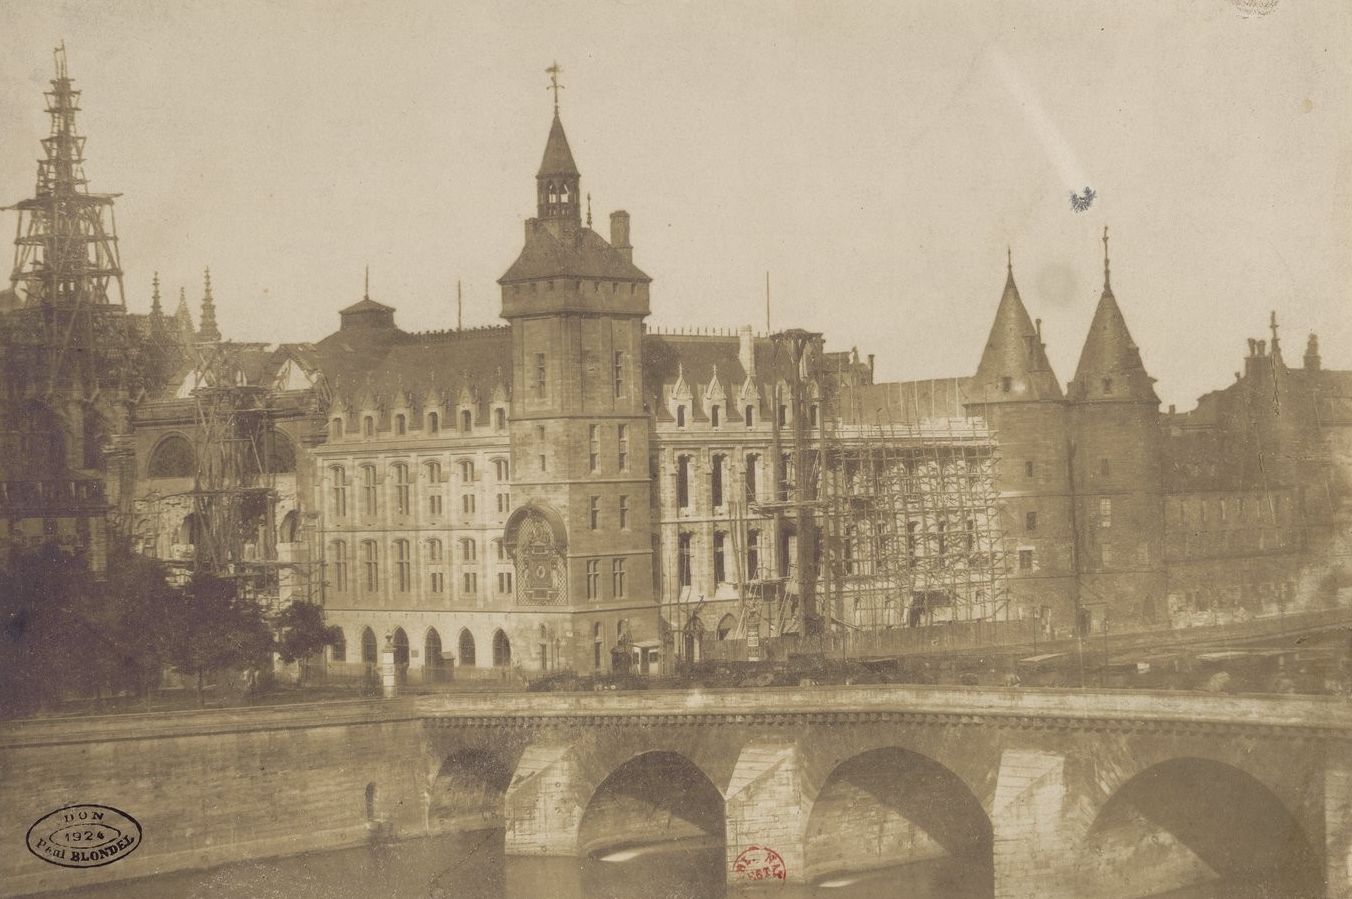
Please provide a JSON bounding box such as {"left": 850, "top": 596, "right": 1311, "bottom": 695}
{"left": 429, "top": 749, "right": 514, "bottom": 830}
{"left": 804, "top": 746, "right": 993, "bottom": 895}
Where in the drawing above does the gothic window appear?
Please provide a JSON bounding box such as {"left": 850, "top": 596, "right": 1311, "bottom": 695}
{"left": 330, "top": 417, "right": 343, "bottom": 439}
{"left": 459, "top": 460, "right": 475, "bottom": 482}
{"left": 361, "top": 627, "right": 378, "bottom": 665}
{"left": 618, "top": 494, "right": 629, "bottom": 530}
{"left": 745, "top": 453, "right": 759, "bottom": 502}
{"left": 461, "top": 409, "right": 473, "bottom": 431}
{"left": 713, "top": 531, "right": 726, "bottom": 583}
{"left": 394, "top": 539, "right": 410, "bottom": 592}
{"left": 492, "top": 629, "right": 511, "bottom": 667}
{"left": 586, "top": 559, "right": 600, "bottom": 599}
{"left": 677, "top": 455, "right": 692, "bottom": 509}
{"left": 744, "top": 404, "right": 754, "bottom": 427}
{"left": 678, "top": 532, "right": 693, "bottom": 587}
{"left": 427, "top": 411, "right": 439, "bottom": 433}
{"left": 711, "top": 454, "right": 725, "bottom": 508}
{"left": 617, "top": 424, "right": 629, "bottom": 471}
{"left": 330, "top": 465, "right": 348, "bottom": 518}
{"left": 361, "top": 465, "right": 377, "bottom": 516}
{"left": 747, "top": 529, "right": 760, "bottom": 579}
{"left": 612, "top": 558, "right": 626, "bottom": 598}
{"left": 392, "top": 463, "right": 410, "bottom": 516}
{"left": 711, "top": 405, "right": 720, "bottom": 428}
{"left": 280, "top": 510, "right": 300, "bottom": 543}
{"left": 676, "top": 405, "right": 686, "bottom": 428}
{"left": 330, "top": 540, "right": 347, "bottom": 591}
{"left": 331, "top": 630, "right": 346, "bottom": 662}
{"left": 395, "top": 414, "right": 406, "bottom": 436}
{"left": 148, "top": 435, "right": 195, "bottom": 478}
{"left": 362, "top": 540, "right": 379, "bottom": 591}
{"left": 459, "top": 629, "right": 476, "bottom": 667}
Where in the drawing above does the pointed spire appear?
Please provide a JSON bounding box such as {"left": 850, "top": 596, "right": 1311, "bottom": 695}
{"left": 974, "top": 252, "right": 1062, "bottom": 402}
{"left": 586, "top": 192, "right": 593, "bottom": 228}
{"left": 198, "top": 267, "right": 221, "bottom": 342}
{"left": 1072, "top": 235, "right": 1159, "bottom": 405}
{"left": 1102, "top": 225, "right": 1111, "bottom": 294}
{"left": 174, "top": 286, "right": 195, "bottom": 342}
{"left": 538, "top": 109, "right": 580, "bottom": 179}
{"left": 150, "top": 273, "right": 163, "bottom": 318}
{"left": 1269, "top": 310, "right": 1283, "bottom": 366}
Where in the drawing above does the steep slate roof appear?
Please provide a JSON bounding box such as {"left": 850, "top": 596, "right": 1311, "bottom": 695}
{"left": 339, "top": 297, "right": 396, "bottom": 315}
{"left": 538, "top": 112, "right": 580, "bottom": 177}
{"left": 1070, "top": 280, "right": 1159, "bottom": 404}
{"left": 499, "top": 224, "right": 650, "bottom": 283}
{"left": 838, "top": 378, "right": 974, "bottom": 426}
{"left": 971, "top": 265, "right": 1062, "bottom": 403}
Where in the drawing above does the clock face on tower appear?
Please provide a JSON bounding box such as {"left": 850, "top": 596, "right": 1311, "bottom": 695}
{"left": 512, "top": 510, "right": 566, "bottom": 606}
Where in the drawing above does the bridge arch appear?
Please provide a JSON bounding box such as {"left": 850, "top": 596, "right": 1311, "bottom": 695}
{"left": 802, "top": 746, "right": 993, "bottom": 893}
{"left": 1081, "top": 756, "right": 1321, "bottom": 898}
{"left": 428, "top": 748, "right": 515, "bottom": 832}
{"left": 577, "top": 750, "right": 725, "bottom": 858}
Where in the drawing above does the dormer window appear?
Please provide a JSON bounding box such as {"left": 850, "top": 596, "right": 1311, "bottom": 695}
{"left": 461, "top": 409, "right": 473, "bottom": 432}
{"left": 744, "top": 405, "right": 754, "bottom": 427}
{"left": 330, "top": 417, "right": 342, "bottom": 439}
{"left": 395, "top": 414, "right": 406, "bottom": 436}
{"left": 427, "top": 412, "right": 439, "bottom": 434}
{"left": 676, "top": 405, "right": 686, "bottom": 428}
{"left": 711, "top": 405, "right": 720, "bottom": 428}
{"left": 1102, "top": 377, "right": 1114, "bottom": 394}
{"left": 363, "top": 416, "right": 374, "bottom": 437}
{"left": 495, "top": 408, "right": 507, "bottom": 430}
{"left": 1000, "top": 376, "right": 1013, "bottom": 393}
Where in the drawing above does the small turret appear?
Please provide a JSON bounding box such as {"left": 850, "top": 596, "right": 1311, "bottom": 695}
{"left": 198, "top": 268, "right": 221, "bottom": 343}
{"left": 174, "top": 286, "right": 195, "bottom": 339}
{"left": 1305, "top": 333, "right": 1322, "bottom": 371}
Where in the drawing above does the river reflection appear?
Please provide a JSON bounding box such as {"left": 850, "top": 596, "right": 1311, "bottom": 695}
{"left": 43, "top": 828, "right": 1293, "bottom": 899}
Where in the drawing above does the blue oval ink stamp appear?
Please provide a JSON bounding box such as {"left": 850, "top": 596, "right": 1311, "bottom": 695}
{"left": 26, "top": 804, "right": 142, "bottom": 869}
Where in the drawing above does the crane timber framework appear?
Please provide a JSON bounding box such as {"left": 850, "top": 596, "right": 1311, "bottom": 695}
{"left": 724, "top": 329, "right": 1011, "bottom": 654}
{"left": 4, "top": 44, "right": 129, "bottom": 401}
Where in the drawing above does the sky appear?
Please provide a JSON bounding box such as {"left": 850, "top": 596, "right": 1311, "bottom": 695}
{"left": 1, "top": 0, "right": 1349, "bottom": 409}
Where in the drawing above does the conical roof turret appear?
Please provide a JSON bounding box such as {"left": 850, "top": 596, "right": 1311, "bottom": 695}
{"left": 538, "top": 112, "right": 579, "bottom": 178}
{"left": 973, "top": 252, "right": 1063, "bottom": 403}
{"left": 1070, "top": 229, "right": 1158, "bottom": 404}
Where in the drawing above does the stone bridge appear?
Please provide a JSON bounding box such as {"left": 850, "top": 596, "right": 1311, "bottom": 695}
{"left": 416, "top": 686, "right": 1352, "bottom": 899}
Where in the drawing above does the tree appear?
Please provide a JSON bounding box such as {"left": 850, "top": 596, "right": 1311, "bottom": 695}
{"left": 274, "top": 600, "right": 342, "bottom": 685}
{"left": 163, "top": 573, "right": 274, "bottom": 706}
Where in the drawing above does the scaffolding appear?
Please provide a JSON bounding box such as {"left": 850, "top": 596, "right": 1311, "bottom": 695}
{"left": 725, "top": 328, "right": 1011, "bottom": 645}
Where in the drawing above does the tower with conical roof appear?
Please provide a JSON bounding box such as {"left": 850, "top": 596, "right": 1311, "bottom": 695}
{"left": 1068, "top": 229, "right": 1165, "bottom": 629}
{"left": 965, "top": 251, "right": 1079, "bottom": 634}
{"left": 497, "top": 65, "right": 657, "bottom": 668}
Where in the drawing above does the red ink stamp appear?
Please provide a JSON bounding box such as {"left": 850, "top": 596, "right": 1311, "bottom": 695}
{"left": 732, "top": 845, "right": 787, "bottom": 882}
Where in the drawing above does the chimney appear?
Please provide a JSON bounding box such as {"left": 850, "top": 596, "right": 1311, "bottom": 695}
{"left": 739, "top": 325, "right": 756, "bottom": 378}
{"left": 1305, "top": 333, "right": 1322, "bottom": 371}
{"left": 868, "top": 353, "right": 876, "bottom": 383}
{"left": 610, "top": 210, "right": 632, "bottom": 262}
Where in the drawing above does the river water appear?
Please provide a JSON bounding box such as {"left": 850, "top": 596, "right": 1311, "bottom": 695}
{"left": 43, "top": 829, "right": 1297, "bottom": 899}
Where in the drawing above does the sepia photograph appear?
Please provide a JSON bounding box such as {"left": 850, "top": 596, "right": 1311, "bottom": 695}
{"left": 1, "top": 1, "right": 1350, "bottom": 897}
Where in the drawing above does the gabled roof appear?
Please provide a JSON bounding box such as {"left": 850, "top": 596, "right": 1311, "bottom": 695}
{"left": 499, "top": 223, "right": 650, "bottom": 283}
{"left": 538, "top": 112, "right": 579, "bottom": 178}
{"left": 1071, "top": 284, "right": 1159, "bottom": 404}
{"left": 971, "top": 266, "right": 1063, "bottom": 403}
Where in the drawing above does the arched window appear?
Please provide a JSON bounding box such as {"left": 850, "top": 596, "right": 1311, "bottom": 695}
{"left": 395, "top": 413, "right": 406, "bottom": 436}
{"left": 424, "top": 460, "right": 442, "bottom": 483}
{"left": 459, "top": 459, "right": 475, "bottom": 482}
{"left": 392, "top": 628, "right": 409, "bottom": 668}
{"left": 716, "top": 614, "right": 735, "bottom": 640}
{"left": 330, "top": 465, "right": 348, "bottom": 518}
{"left": 492, "top": 629, "right": 512, "bottom": 667}
{"left": 279, "top": 509, "right": 300, "bottom": 543}
{"left": 180, "top": 512, "right": 202, "bottom": 546}
{"left": 424, "top": 629, "right": 445, "bottom": 682}
{"left": 392, "top": 463, "right": 410, "bottom": 516}
{"left": 148, "top": 435, "right": 195, "bottom": 478}
{"left": 458, "top": 629, "right": 476, "bottom": 667}
{"left": 331, "top": 629, "right": 346, "bottom": 662}
{"left": 330, "top": 540, "right": 347, "bottom": 591}
{"left": 493, "top": 458, "right": 509, "bottom": 481}
{"left": 361, "top": 627, "right": 378, "bottom": 664}
{"left": 362, "top": 540, "right": 379, "bottom": 591}
{"left": 394, "top": 539, "right": 411, "bottom": 592}
{"left": 361, "top": 465, "right": 377, "bottom": 516}
{"left": 461, "top": 409, "right": 473, "bottom": 432}
{"left": 330, "top": 417, "right": 343, "bottom": 439}
{"left": 427, "top": 411, "right": 439, "bottom": 434}
{"left": 677, "top": 455, "right": 692, "bottom": 509}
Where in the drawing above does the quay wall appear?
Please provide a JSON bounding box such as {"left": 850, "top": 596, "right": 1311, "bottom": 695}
{"left": 0, "top": 700, "right": 429, "bottom": 898}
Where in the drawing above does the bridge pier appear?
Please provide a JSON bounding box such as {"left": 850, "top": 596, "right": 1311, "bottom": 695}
{"left": 991, "top": 748, "right": 1079, "bottom": 899}
{"left": 502, "top": 739, "right": 583, "bottom": 855}
{"left": 724, "top": 738, "right": 806, "bottom": 883}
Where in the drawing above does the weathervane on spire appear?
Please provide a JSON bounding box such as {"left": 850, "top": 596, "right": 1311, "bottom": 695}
{"left": 546, "top": 61, "right": 564, "bottom": 112}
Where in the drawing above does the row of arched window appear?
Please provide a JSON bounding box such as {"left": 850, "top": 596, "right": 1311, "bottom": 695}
{"left": 328, "top": 458, "right": 509, "bottom": 519}
{"left": 675, "top": 452, "right": 764, "bottom": 511}
{"left": 329, "top": 407, "right": 508, "bottom": 441}
{"left": 670, "top": 401, "right": 820, "bottom": 431}
{"left": 148, "top": 432, "right": 297, "bottom": 479}
{"left": 328, "top": 536, "right": 510, "bottom": 596}
{"left": 332, "top": 625, "right": 511, "bottom": 668}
